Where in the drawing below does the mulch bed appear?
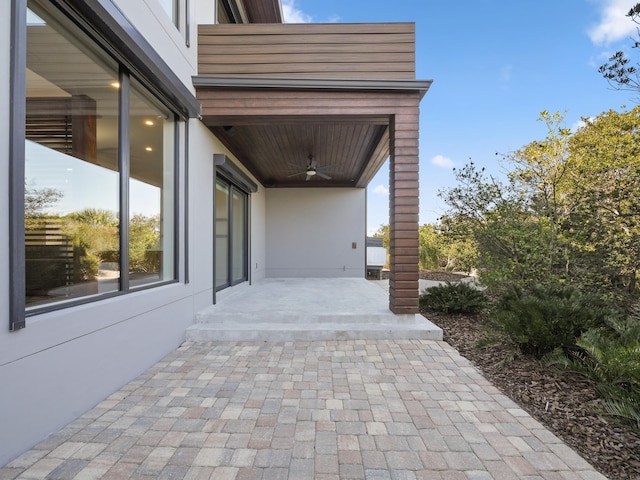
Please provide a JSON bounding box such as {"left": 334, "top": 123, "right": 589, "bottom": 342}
{"left": 424, "top": 309, "right": 640, "bottom": 479}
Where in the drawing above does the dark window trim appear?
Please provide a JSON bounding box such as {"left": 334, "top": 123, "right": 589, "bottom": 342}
{"left": 119, "top": 67, "right": 131, "bottom": 292}
{"left": 229, "top": 185, "right": 249, "bottom": 287}
{"left": 184, "top": 119, "right": 190, "bottom": 284}
{"left": 173, "top": 0, "right": 179, "bottom": 31}
{"left": 212, "top": 172, "right": 217, "bottom": 305}
{"left": 213, "top": 154, "right": 258, "bottom": 194}
{"left": 212, "top": 155, "right": 254, "bottom": 304}
{"left": 213, "top": 159, "right": 251, "bottom": 298}
{"left": 13, "top": 0, "right": 184, "bottom": 325}
{"left": 185, "top": 0, "right": 190, "bottom": 47}
{"left": 9, "top": 0, "right": 27, "bottom": 331}
{"left": 51, "top": 0, "right": 200, "bottom": 119}
{"left": 174, "top": 114, "right": 181, "bottom": 284}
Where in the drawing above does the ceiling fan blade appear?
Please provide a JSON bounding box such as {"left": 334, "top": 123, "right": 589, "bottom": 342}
{"left": 305, "top": 174, "right": 312, "bottom": 181}
{"left": 287, "top": 172, "right": 306, "bottom": 177}
{"left": 316, "top": 172, "right": 332, "bottom": 180}
{"left": 317, "top": 164, "right": 337, "bottom": 171}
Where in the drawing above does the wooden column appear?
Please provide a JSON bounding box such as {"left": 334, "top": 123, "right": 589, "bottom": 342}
{"left": 389, "top": 103, "right": 420, "bottom": 314}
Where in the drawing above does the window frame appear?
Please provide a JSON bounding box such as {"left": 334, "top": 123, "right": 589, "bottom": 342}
{"left": 213, "top": 177, "right": 249, "bottom": 293}
{"left": 212, "top": 155, "right": 255, "bottom": 304}
{"left": 9, "top": 0, "right": 198, "bottom": 330}
{"left": 9, "top": 0, "right": 28, "bottom": 331}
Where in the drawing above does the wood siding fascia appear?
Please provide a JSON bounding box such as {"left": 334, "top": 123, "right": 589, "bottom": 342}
{"left": 389, "top": 106, "right": 420, "bottom": 315}
{"left": 198, "top": 23, "right": 415, "bottom": 80}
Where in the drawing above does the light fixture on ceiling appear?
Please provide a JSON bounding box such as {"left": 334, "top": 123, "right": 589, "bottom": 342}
{"left": 145, "top": 146, "right": 153, "bottom": 152}
{"left": 110, "top": 81, "right": 120, "bottom": 89}
{"left": 144, "top": 119, "right": 155, "bottom": 126}
{"left": 288, "top": 154, "right": 334, "bottom": 181}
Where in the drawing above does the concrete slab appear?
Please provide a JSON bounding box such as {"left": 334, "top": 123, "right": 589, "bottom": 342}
{"left": 186, "top": 278, "right": 443, "bottom": 342}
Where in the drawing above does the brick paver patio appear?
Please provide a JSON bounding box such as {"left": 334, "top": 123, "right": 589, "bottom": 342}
{"left": 0, "top": 339, "right": 607, "bottom": 479}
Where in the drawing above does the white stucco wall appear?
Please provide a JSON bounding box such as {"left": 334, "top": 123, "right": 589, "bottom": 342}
{"left": 251, "top": 185, "right": 268, "bottom": 283}
{"left": 265, "top": 188, "right": 366, "bottom": 278}
{"left": 0, "top": 0, "right": 268, "bottom": 466}
{"left": 116, "top": 0, "right": 198, "bottom": 84}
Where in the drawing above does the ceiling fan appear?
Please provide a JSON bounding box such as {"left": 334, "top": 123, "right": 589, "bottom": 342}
{"left": 288, "top": 154, "right": 334, "bottom": 181}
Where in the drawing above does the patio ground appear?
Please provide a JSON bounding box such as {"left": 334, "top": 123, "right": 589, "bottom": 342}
{"left": 0, "top": 338, "right": 606, "bottom": 479}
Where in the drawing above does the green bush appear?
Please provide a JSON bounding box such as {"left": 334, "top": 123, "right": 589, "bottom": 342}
{"left": 544, "top": 306, "right": 640, "bottom": 428}
{"left": 419, "top": 281, "right": 488, "bottom": 314}
{"left": 490, "top": 285, "right": 613, "bottom": 358}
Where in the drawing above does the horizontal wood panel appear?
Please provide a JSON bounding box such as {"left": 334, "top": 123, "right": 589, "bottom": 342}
{"left": 200, "top": 22, "right": 414, "bottom": 35}
{"left": 199, "top": 33, "right": 414, "bottom": 46}
{"left": 198, "top": 63, "right": 414, "bottom": 77}
{"left": 198, "top": 22, "right": 416, "bottom": 80}
{"left": 199, "top": 42, "right": 413, "bottom": 55}
{"left": 199, "top": 52, "right": 414, "bottom": 66}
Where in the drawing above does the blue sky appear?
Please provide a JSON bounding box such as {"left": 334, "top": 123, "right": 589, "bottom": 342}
{"left": 282, "top": 0, "right": 639, "bottom": 234}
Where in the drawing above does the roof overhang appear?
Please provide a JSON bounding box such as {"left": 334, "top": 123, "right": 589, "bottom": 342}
{"left": 193, "top": 76, "right": 432, "bottom": 99}
{"left": 195, "top": 76, "right": 432, "bottom": 188}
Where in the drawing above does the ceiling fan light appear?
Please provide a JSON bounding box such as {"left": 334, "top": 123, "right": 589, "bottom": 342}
{"left": 307, "top": 169, "right": 316, "bottom": 176}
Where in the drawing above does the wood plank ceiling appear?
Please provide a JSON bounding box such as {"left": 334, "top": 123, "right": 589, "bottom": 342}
{"left": 206, "top": 118, "right": 389, "bottom": 188}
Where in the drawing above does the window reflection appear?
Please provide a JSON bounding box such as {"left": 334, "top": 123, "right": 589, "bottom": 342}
{"left": 25, "top": 2, "right": 120, "bottom": 307}
{"left": 129, "top": 79, "right": 174, "bottom": 287}
{"left": 24, "top": 1, "right": 177, "bottom": 308}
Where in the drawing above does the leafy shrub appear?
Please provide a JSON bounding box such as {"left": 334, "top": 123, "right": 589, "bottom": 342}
{"left": 544, "top": 305, "right": 640, "bottom": 428}
{"left": 419, "top": 281, "right": 488, "bottom": 314}
{"left": 490, "top": 285, "right": 613, "bottom": 358}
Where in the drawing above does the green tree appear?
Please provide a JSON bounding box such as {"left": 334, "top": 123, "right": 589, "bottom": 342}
{"left": 64, "top": 209, "right": 118, "bottom": 280}
{"left": 129, "top": 214, "right": 161, "bottom": 273}
{"left": 418, "top": 224, "right": 440, "bottom": 270}
{"left": 439, "top": 109, "right": 640, "bottom": 305}
{"left": 567, "top": 107, "right": 640, "bottom": 298}
{"left": 599, "top": 3, "right": 640, "bottom": 94}
{"left": 438, "top": 112, "right": 574, "bottom": 293}
{"left": 25, "top": 185, "right": 63, "bottom": 218}
{"left": 372, "top": 224, "right": 389, "bottom": 251}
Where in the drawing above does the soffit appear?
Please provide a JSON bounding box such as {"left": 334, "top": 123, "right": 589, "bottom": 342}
{"left": 205, "top": 118, "right": 390, "bottom": 188}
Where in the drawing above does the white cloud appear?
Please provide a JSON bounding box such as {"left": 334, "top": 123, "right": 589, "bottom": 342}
{"left": 571, "top": 117, "right": 595, "bottom": 132}
{"left": 282, "top": 0, "right": 313, "bottom": 23}
{"left": 588, "top": 0, "right": 636, "bottom": 45}
{"left": 431, "top": 154, "right": 455, "bottom": 168}
{"left": 372, "top": 184, "right": 389, "bottom": 195}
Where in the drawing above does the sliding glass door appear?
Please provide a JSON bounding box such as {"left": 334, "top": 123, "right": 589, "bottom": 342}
{"left": 215, "top": 178, "right": 248, "bottom": 290}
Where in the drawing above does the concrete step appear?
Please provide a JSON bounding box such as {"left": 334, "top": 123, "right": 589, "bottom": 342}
{"left": 186, "top": 315, "right": 443, "bottom": 342}
{"left": 186, "top": 278, "right": 443, "bottom": 342}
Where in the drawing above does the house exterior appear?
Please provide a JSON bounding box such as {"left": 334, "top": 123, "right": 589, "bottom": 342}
{"left": 0, "top": 0, "right": 430, "bottom": 465}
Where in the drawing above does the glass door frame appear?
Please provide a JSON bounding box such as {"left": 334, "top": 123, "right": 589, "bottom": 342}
{"left": 213, "top": 174, "right": 249, "bottom": 298}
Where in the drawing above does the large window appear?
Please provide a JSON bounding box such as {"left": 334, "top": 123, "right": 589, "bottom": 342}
{"left": 21, "top": 0, "right": 177, "bottom": 311}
